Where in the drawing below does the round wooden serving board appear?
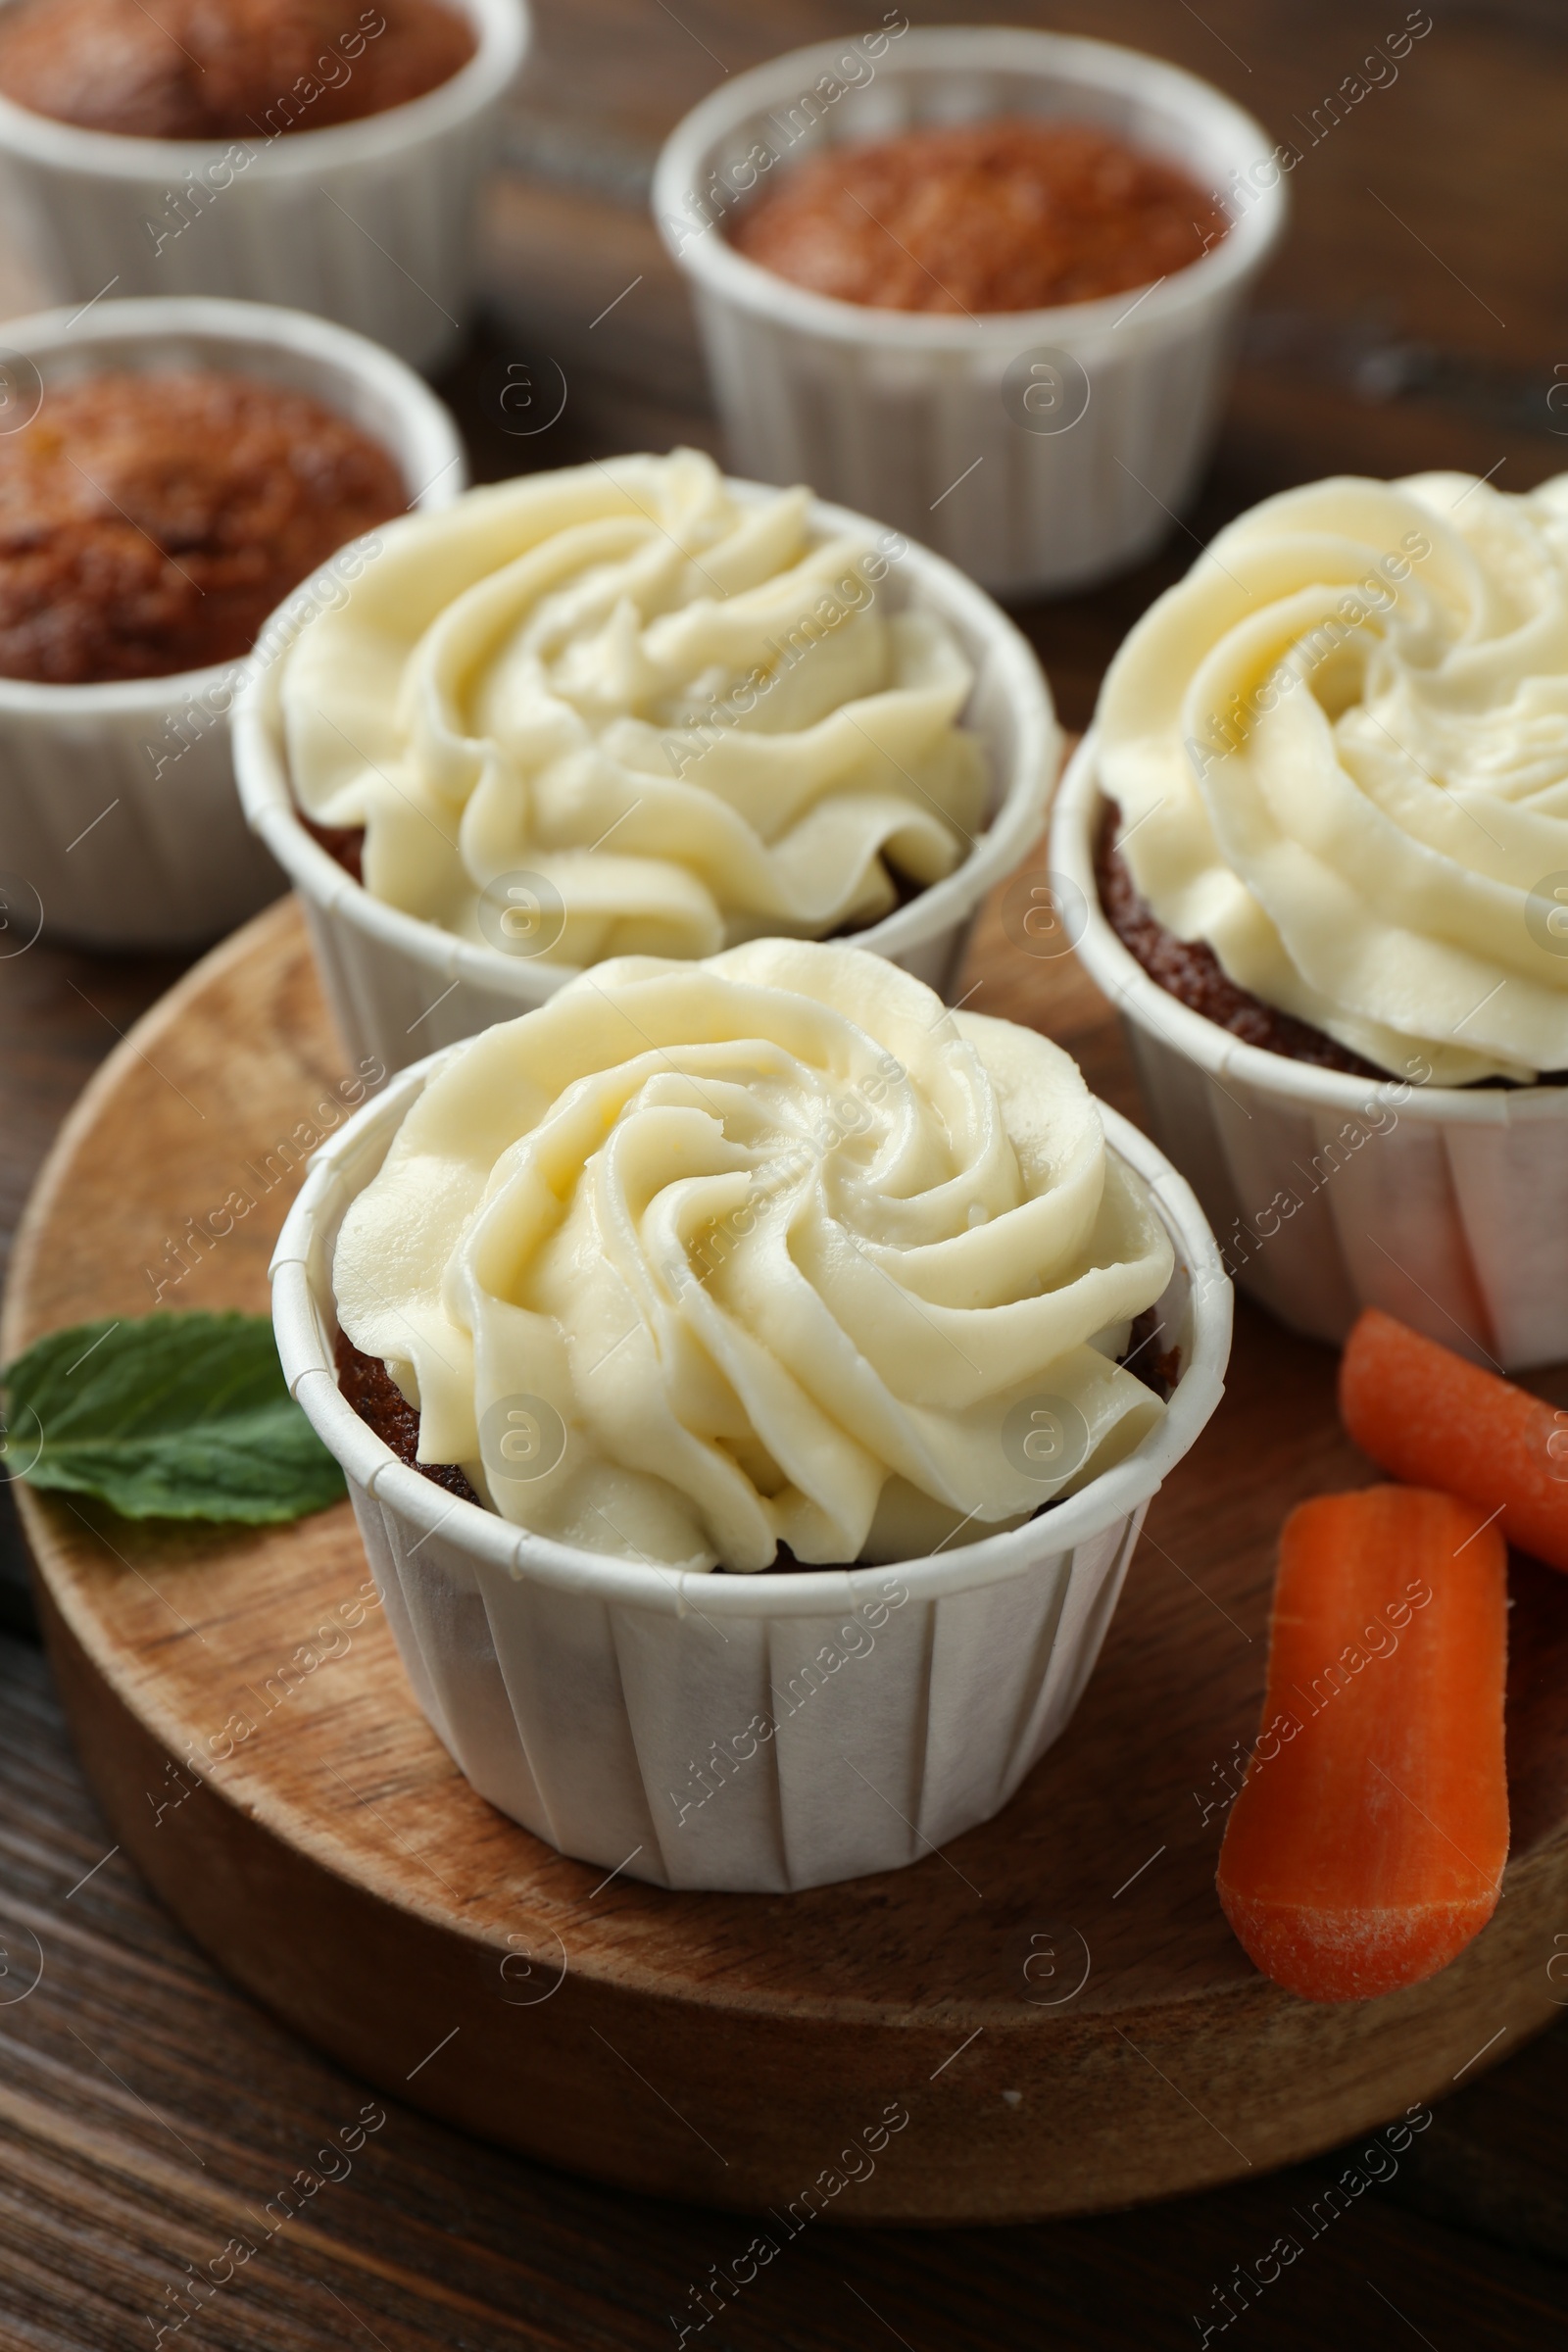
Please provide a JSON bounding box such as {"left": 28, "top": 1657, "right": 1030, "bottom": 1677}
{"left": 9, "top": 883, "right": 1568, "bottom": 2225}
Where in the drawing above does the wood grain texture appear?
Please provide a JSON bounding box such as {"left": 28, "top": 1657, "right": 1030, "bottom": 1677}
{"left": 4, "top": 0, "right": 1568, "bottom": 2328}
{"left": 8, "top": 1624, "right": 1568, "bottom": 2352}
{"left": 8, "top": 890, "right": 1568, "bottom": 2227}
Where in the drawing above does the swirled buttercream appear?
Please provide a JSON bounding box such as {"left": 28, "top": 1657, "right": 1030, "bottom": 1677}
{"left": 1098, "top": 470, "right": 1568, "bottom": 1083}
{"left": 332, "top": 941, "right": 1174, "bottom": 1572}
{"left": 280, "top": 448, "right": 988, "bottom": 963}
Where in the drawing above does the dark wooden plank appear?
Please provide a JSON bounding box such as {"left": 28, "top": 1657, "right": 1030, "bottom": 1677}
{"left": 2, "top": 0, "right": 1568, "bottom": 2332}
{"left": 3, "top": 1618, "right": 1568, "bottom": 2352}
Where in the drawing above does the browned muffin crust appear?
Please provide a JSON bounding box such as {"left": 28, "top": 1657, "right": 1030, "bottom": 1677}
{"left": 0, "top": 0, "right": 475, "bottom": 141}
{"left": 302, "top": 813, "right": 366, "bottom": 883}
{"left": 730, "top": 117, "right": 1228, "bottom": 316}
{"left": 334, "top": 1330, "right": 480, "bottom": 1504}
{"left": 0, "top": 369, "right": 405, "bottom": 684}
{"left": 1095, "top": 804, "right": 1386, "bottom": 1079}
{"left": 1120, "top": 1305, "right": 1180, "bottom": 1402}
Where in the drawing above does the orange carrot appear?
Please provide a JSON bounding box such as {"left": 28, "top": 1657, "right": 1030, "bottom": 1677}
{"left": 1217, "top": 1486, "right": 1508, "bottom": 2003}
{"left": 1341, "top": 1307, "right": 1568, "bottom": 1572}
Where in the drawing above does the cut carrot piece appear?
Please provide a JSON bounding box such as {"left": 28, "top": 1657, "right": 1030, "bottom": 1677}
{"left": 1341, "top": 1306, "right": 1568, "bottom": 1572}
{"left": 1217, "top": 1486, "right": 1508, "bottom": 2003}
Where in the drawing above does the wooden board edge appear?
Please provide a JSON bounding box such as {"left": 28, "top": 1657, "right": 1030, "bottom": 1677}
{"left": 1, "top": 894, "right": 304, "bottom": 1365}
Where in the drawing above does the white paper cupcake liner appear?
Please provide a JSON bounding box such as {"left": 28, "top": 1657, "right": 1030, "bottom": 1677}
{"left": 1054, "top": 733, "right": 1568, "bottom": 1372}
{"left": 0, "top": 298, "right": 467, "bottom": 951}
{"left": 271, "top": 1060, "right": 1231, "bottom": 1893}
{"left": 0, "top": 0, "right": 527, "bottom": 371}
{"left": 235, "top": 476, "right": 1061, "bottom": 1069}
{"left": 653, "top": 27, "right": 1286, "bottom": 600}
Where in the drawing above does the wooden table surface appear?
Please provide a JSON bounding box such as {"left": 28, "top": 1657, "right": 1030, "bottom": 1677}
{"left": 4, "top": 1, "right": 1568, "bottom": 2343}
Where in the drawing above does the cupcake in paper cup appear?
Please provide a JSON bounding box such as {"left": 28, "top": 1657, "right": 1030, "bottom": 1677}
{"left": 654, "top": 24, "right": 1286, "bottom": 598}
{"left": 0, "top": 0, "right": 527, "bottom": 370}
{"left": 1054, "top": 468, "right": 1568, "bottom": 1370}
{"left": 271, "top": 938, "right": 1230, "bottom": 1891}
{"left": 0, "top": 294, "right": 465, "bottom": 950}
{"left": 236, "top": 447, "right": 1059, "bottom": 1072}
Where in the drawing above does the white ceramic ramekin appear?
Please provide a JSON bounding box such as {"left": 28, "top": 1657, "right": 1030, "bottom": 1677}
{"left": 235, "top": 475, "right": 1061, "bottom": 1071}
{"left": 0, "top": 297, "right": 466, "bottom": 951}
{"left": 653, "top": 26, "right": 1285, "bottom": 600}
{"left": 271, "top": 1056, "right": 1231, "bottom": 1892}
{"left": 1054, "top": 734, "right": 1568, "bottom": 1373}
{"left": 0, "top": 0, "right": 527, "bottom": 371}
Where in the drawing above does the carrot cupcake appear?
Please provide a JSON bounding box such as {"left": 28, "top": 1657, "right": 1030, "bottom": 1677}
{"left": 272, "top": 939, "right": 1231, "bottom": 1886}
{"left": 238, "top": 448, "right": 1058, "bottom": 1072}
{"left": 1054, "top": 469, "right": 1568, "bottom": 1368}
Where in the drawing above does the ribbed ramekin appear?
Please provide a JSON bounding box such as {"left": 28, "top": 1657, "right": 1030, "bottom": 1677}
{"left": 271, "top": 1056, "right": 1231, "bottom": 1892}
{"left": 653, "top": 26, "right": 1285, "bottom": 600}
{"left": 0, "top": 0, "right": 527, "bottom": 371}
{"left": 234, "top": 474, "right": 1061, "bottom": 1071}
{"left": 0, "top": 297, "right": 466, "bottom": 951}
{"left": 1054, "top": 733, "right": 1568, "bottom": 1372}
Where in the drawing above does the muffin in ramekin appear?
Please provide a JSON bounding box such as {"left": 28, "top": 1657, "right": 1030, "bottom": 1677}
{"left": 0, "top": 296, "right": 465, "bottom": 949}
{"left": 1053, "top": 469, "right": 1568, "bottom": 1371}
{"left": 654, "top": 26, "right": 1286, "bottom": 599}
{"left": 0, "top": 0, "right": 526, "bottom": 369}
{"left": 235, "top": 448, "right": 1060, "bottom": 1073}
{"left": 271, "top": 938, "right": 1230, "bottom": 1891}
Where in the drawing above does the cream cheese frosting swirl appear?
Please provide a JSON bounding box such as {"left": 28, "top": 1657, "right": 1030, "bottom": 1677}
{"left": 1098, "top": 470, "right": 1568, "bottom": 1084}
{"left": 280, "top": 448, "right": 988, "bottom": 964}
{"left": 332, "top": 941, "right": 1173, "bottom": 1573}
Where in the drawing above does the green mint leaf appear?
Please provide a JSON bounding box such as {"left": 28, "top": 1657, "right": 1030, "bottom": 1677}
{"left": 2, "top": 1312, "right": 345, "bottom": 1524}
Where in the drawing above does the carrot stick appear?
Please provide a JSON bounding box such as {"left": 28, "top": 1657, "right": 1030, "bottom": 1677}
{"left": 1341, "top": 1307, "right": 1568, "bottom": 1572}
{"left": 1216, "top": 1486, "right": 1508, "bottom": 2003}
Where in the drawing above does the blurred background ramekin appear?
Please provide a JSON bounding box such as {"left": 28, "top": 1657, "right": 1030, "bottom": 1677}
{"left": 235, "top": 475, "right": 1061, "bottom": 1073}
{"left": 272, "top": 1060, "right": 1231, "bottom": 1893}
{"left": 654, "top": 24, "right": 1286, "bottom": 601}
{"left": 1054, "top": 734, "right": 1568, "bottom": 1374}
{"left": 0, "top": 0, "right": 529, "bottom": 371}
{"left": 0, "top": 296, "right": 466, "bottom": 951}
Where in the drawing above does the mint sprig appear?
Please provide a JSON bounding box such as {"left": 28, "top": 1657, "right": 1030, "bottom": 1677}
{"left": 2, "top": 1312, "right": 345, "bottom": 1524}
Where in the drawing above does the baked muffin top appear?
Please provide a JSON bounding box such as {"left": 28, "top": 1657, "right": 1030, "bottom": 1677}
{"left": 730, "top": 117, "right": 1228, "bottom": 315}
{"left": 0, "top": 0, "right": 475, "bottom": 141}
{"left": 0, "top": 369, "right": 406, "bottom": 683}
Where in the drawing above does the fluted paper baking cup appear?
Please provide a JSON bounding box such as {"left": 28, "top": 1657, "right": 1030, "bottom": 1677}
{"left": 0, "top": 299, "right": 466, "bottom": 951}
{"left": 271, "top": 1056, "right": 1230, "bottom": 1893}
{"left": 654, "top": 27, "right": 1285, "bottom": 600}
{"left": 0, "top": 0, "right": 527, "bottom": 372}
{"left": 1054, "top": 733, "right": 1568, "bottom": 1372}
{"left": 235, "top": 476, "right": 1060, "bottom": 1071}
